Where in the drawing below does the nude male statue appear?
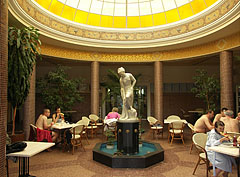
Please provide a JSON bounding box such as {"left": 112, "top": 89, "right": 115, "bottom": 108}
{"left": 118, "top": 67, "right": 137, "bottom": 120}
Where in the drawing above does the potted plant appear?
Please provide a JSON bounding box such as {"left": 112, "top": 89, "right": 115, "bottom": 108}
{"left": 139, "top": 132, "right": 143, "bottom": 148}
{"left": 191, "top": 69, "right": 220, "bottom": 111}
{"left": 105, "top": 129, "right": 115, "bottom": 149}
{"left": 138, "top": 126, "right": 145, "bottom": 148}
{"left": 8, "top": 26, "right": 41, "bottom": 137}
{"left": 37, "top": 65, "right": 83, "bottom": 114}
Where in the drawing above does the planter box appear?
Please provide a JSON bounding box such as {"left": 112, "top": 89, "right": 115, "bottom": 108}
{"left": 10, "top": 133, "right": 25, "bottom": 143}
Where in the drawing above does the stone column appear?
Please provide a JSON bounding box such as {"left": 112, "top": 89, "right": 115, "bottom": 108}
{"left": 23, "top": 66, "right": 36, "bottom": 140}
{"left": 147, "top": 83, "right": 151, "bottom": 117}
{"left": 0, "top": 0, "right": 8, "bottom": 176}
{"left": 220, "top": 51, "right": 234, "bottom": 110}
{"left": 91, "top": 61, "right": 99, "bottom": 115}
{"left": 154, "top": 61, "right": 163, "bottom": 125}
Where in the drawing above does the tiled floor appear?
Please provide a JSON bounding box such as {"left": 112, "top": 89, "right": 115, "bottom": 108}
{"left": 7, "top": 126, "right": 238, "bottom": 177}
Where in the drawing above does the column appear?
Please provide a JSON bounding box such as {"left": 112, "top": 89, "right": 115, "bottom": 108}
{"left": 154, "top": 61, "right": 163, "bottom": 124}
{"left": 101, "top": 87, "right": 106, "bottom": 118}
{"left": 0, "top": 0, "right": 8, "bottom": 176}
{"left": 23, "top": 66, "right": 36, "bottom": 140}
{"left": 147, "top": 83, "right": 151, "bottom": 117}
{"left": 91, "top": 61, "right": 99, "bottom": 115}
{"left": 220, "top": 51, "right": 234, "bottom": 110}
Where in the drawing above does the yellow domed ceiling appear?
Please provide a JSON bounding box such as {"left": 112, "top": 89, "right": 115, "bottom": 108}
{"left": 34, "top": 0, "right": 218, "bottom": 28}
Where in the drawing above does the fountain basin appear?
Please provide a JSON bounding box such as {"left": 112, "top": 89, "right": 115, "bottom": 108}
{"left": 93, "top": 140, "right": 164, "bottom": 168}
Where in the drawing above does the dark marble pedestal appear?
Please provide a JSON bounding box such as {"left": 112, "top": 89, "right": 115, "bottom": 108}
{"left": 117, "top": 119, "right": 139, "bottom": 155}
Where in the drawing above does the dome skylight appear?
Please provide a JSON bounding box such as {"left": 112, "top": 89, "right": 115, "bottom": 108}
{"left": 34, "top": 0, "right": 218, "bottom": 28}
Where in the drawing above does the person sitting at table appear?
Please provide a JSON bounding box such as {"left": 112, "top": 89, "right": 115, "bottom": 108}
{"left": 220, "top": 110, "right": 239, "bottom": 133}
{"left": 194, "top": 110, "right": 214, "bottom": 133}
{"left": 36, "top": 109, "right": 58, "bottom": 142}
{"left": 205, "top": 121, "right": 236, "bottom": 177}
{"left": 213, "top": 107, "right": 228, "bottom": 125}
{"left": 106, "top": 107, "right": 120, "bottom": 120}
{"left": 104, "top": 107, "right": 120, "bottom": 131}
{"left": 52, "top": 107, "right": 64, "bottom": 123}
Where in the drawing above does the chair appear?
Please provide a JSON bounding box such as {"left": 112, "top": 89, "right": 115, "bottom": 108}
{"left": 166, "top": 115, "right": 181, "bottom": 121}
{"left": 192, "top": 133, "right": 211, "bottom": 177}
{"left": 147, "top": 116, "right": 163, "bottom": 139}
{"left": 188, "top": 123, "right": 195, "bottom": 154}
{"left": 77, "top": 118, "right": 90, "bottom": 144}
{"left": 89, "top": 114, "right": 104, "bottom": 134}
{"left": 83, "top": 116, "right": 98, "bottom": 138}
{"left": 180, "top": 108, "right": 191, "bottom": 119}
{"left": 168, "top": 120, "right": 185, "bottom": 145}
{"left": 65, "top": 124, "right": 85, "bottom": 154}
{"left": 29, "top": 124, "right": 37, "bottom": 141}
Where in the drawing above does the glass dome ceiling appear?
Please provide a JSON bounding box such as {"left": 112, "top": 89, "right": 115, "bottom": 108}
{"left": 34, "top": 0, "right": 218, "bottom": 28}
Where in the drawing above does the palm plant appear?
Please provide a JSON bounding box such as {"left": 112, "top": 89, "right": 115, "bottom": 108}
{"left": 8, "top": 26, "right": 41, "bottom": 135}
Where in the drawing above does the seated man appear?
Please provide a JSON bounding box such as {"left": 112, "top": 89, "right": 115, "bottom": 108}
{"left": 220, "top": 110, "right": 239, "bottom": 133}
{"left": 36, "top": 109, "right": 58, "bottom": 142}
{"left": 194, "top": 110, "right": 214, "bottom": 133}
{"left": 213, "top": 107, "right": 228, "bottom": 125}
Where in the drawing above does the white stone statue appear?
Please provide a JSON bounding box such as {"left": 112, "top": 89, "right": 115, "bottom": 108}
{"left": 118, "top": 67, "right": 137, "bottom": 120}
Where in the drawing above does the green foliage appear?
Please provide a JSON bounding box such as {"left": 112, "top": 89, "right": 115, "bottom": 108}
{"left": 100, "top": 69, "right": 121, "bottom": 107}
{"left": 8, "top": 26, "right": 41, "bottom": 109}
{"left": 37, "top": 65, "right": 83, "bottom": 111}
{"left": 105, "top": 129, "right": 115, "bottom": 145}
{"left": 191, "top": 69, "right": 220, "bottom": 111}
{"left": 8, "top": 26, "right": 41, "bottom": 135}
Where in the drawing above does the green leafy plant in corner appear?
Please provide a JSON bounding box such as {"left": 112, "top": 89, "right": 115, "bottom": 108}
{"left": 105, "top": 129, "right": 115, "bottom": 145}
{"left": 8, "top": 26, "right": 41, "bottom": 135}
{"left": 37, "top": 65, "right": 83, "bottom": 112}
{"left": 191, "top": 69, "right": 220, "bottom": 111}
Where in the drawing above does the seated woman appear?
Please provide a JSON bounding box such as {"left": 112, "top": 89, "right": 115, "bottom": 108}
{"left": 205, "top": 120, "right": 236, "bottom": 177}
{"left": 106, "top": 107, "right": 120, "bottom": 120}
{"left": 52, "top": 107, "right": 64, "bottom": 123}
{"left": 104, "top": 107, "right": 120, "bottom": 131}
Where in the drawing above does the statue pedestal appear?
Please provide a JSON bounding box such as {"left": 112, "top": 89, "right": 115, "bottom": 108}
{"left": 117, "top": 119, "right": 139, "bottom": 155}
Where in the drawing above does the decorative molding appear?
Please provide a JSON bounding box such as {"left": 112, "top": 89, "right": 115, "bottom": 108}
{"left": 8, "top": 0, "right": 240, "bottom": 49}
{"left": 40, "top": 32, "right": 240, "bottom": 62}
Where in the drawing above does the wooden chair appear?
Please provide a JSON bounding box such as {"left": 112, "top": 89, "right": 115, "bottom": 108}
{"left": 82, "top": 116, "right": 97, "bottom": 138}
{"left": 77, "top": 117, "right": 90, "bottom": 144}
{"left": 168, "top": 120, "right": 185, "bottom": 145}
{"left": 69, "top": 124, "right": 85, "bottom": 154}
{"left": 188, "top": 123, "right": 195, "bottom": 154}
{"left": 29, "top": 124, "right": 37, "bottom": 141}
{"left": 180, "top": 108, "right": 190, "bottom": 118}
{"left": 166, "top": 115, "right": 181, "bottom": 121}
{"left": 192, "top": 133, "right": 211, "bottom": 177}
{"left": 147, "top": 116, "right": 163, "bottom": 139}
{"left": 89, "top": 114, "right": 104, "bottom": 135}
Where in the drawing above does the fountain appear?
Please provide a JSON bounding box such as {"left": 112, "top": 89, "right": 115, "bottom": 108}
{"left": 93, "top": 67, "right": 164, "bottom": 168}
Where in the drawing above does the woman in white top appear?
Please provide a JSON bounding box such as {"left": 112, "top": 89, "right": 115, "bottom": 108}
{"left": 205, "top": 121, "right": 236, "bottom": 177}
{"left": 52, "top": 107, "right": 64, "bottom": 123}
